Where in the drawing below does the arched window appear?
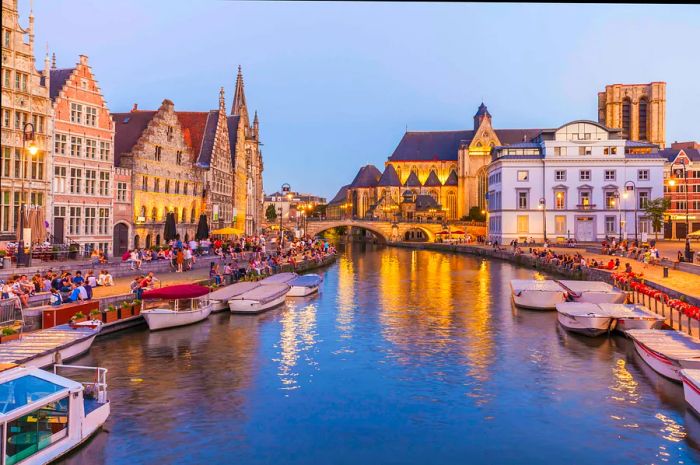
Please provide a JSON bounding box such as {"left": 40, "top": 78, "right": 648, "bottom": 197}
{"left": 182, "top": 208, "right": 187, "bottom": 223}
{"left": 447, "top": 191, "right": 457, "bottom": 220}
{"left": 134, "top": 235, "right": 140, "bottom": 249}
{"left": 477, "top": 167, "right": 488, "bottom": 211}
{"left": 139, "top": 206, "right": 146, "bottom": 218}
{"left": 145, "top": 234, "right": 152, "bottom": 248}
{"left": 638, "top": 97, "right": 648, "bottom": 141}
{"left": 190, "top": 208, "right": 196, "bottom": 224}
{"left": 622, "top": 97, "right": 631, "bottom": 138}
{"left": 155, "top": 234, "right": 161, "bottom": 246}
{"left": 151, "top": 207, "right": 158, "bottom": 222}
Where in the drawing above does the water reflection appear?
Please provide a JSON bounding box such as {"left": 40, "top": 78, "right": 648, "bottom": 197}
{"left": 58, "top": 245, "right": 700, "bottom": 465}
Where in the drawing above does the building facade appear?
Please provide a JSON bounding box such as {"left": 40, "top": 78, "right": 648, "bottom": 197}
{"left": 263, "top": 191, "right": 327, "bottom": 222}
{"left": 1, "top": 0, "right": 52, "bottom": 241}
{"left": 598, "top": 82, "right": 666, "bottom": 148}
{"left": 49, "top": 54, "right": 115, "bottom": 254}
{"left": 660, "top": 141, "right": 700, "bottom": 239}
{"left": 112, "top": 166, "right": 132, "bottom": 256}
{"left": 487, "top": 120, "right": 665, "bottom": 243}
{"left": 228, "top": 66, "right": 264, "bottom": 235}
{"left": 113, "top": 99, "right": 203, "bottom": 248}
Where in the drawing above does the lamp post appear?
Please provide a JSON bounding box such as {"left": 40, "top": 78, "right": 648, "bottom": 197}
{"left": 17, "top": 123, "right": 37, "bottom": 267}
{"left": 612, "top": 191, "right": 623, "bottom": 242}
{"left": 669, "top": 161, "right": 692, "bottom": 261}
{"left": 624, "top": 180, "right": 638, "bottom": 243}
{"left": 538, "top": 197, "right": 547, "bottom": 243}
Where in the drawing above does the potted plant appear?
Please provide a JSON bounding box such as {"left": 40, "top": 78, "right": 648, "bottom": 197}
{"left": 132, "top": 299, "right": 142, "bottom": 316}
{"left": 89, "top": 308, "right": 101, "bottom": 321}
{"left": 120, "top": 300, "right": 133, "bottom": 319}
{"left": 71, "top": 311, "right": 87, "bottom": 323}
{"left": 68, "top": 244, "right": 80, "bottom": 259}
{"left": 0, "top": 327, "right": 20, "bottom": 344}
{"left": 104, "top": 304, "right": 119, "bottom": 324}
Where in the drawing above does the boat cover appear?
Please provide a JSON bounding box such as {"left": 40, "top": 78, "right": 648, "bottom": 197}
{"left": 142, "top": 284, "right": 210, "bottom": 300}
{"left": 510, "top": 280, "right": 561, "bottom": 292}
{"left": 626, "top": 329, "right": 700, "bottom": 361}
{"left": 597, "top": 303, "right": 665, "bottom": 320}
{"left": 260, "top": 272, "right": 297, "bottom": 285}
{"left": 231, "top": 283, "right": 290, "bottom": 304}
{"left": 289, "top": 274, "right": 322, "bottom": 288}
{"left": 557, "top": 280, "right": 616, "bottom": 295}
{"left": 555, "top": 302, "right": 605, "bottom": 316}
{"left": 209, "top": 282, "right": 260, "bottom": 300}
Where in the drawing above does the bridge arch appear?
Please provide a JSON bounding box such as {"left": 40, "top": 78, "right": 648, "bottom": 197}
{"left": 308, "top": 221, "right": 391, "bottom": 243}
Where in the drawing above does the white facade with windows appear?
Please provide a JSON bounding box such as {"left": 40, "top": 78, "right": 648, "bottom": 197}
{"left": 486, "top": 121, "right": 665, "bottom": 243}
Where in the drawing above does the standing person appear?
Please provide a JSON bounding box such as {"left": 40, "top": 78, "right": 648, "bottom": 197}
{"left": 184, "top": 246, "right": 193, "bottom": 271}
{"left": 176, "top": 248, "right": 184, "bottom": 273}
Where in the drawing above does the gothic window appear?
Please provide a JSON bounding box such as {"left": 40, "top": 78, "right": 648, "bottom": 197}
{"left": 151, "top": 207, "right": 157, "bottom": 221}
{"left": 154, "top": 145, "right": 162, "bottom": 162}
{"left": 638, "top": 97, "right": 648, "bottom": 140}
{"left": 622, "top": 98, "right": 631, "bottom": 138}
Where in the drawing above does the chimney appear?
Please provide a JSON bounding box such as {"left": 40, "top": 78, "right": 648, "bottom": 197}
{"left": 132, "top": 103, "right": 138, "bottom": 112}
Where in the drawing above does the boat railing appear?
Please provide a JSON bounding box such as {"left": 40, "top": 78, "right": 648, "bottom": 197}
{"left": 53, "top": 364, "right": 109, "bottom": 403}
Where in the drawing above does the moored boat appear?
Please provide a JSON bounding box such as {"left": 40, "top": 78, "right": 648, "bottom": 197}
{"left": 0, "top": 363, "right": 109, "bottom": 465}
{"left": 510, "top": 279, "right": 567, "bottom": 310}
{"left": 597, "top": 303, "right": 665, "bottom": 331}
{"left": 260, "top": 272, "right": 297, "bottom": 285}
{"left": 555, "top": 302, "right": 616, "bottom": 336}
{"left": 208, "top": 282, "right": 261, "bottom": 312}
{"left": 627, "top": 329, "right": 700, "bottom": 381}
{"left": 287, "top": 274, "right": 323, "bottom": 297}
{"left": 557, "top": 280, "right": 626, "bottom": 304}
{"left": 229, "top": 283, "right": 290, "bottom": 314}
{"left": 681, "top": 369, "right": 700, "bottom": 416}
{"left": 141, "top": 284, "right": 212, "bottom": 331}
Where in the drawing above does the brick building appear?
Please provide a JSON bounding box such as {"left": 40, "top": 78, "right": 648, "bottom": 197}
{"left": 49, "top": 54, "right": 115, "bottom": 254}
{"left": 660, "top": 141, "right": 700, "bottom": 239}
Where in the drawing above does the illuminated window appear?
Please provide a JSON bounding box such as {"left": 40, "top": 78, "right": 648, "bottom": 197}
{"left": 517, "top": 170, "right": 529, "bottom": 182}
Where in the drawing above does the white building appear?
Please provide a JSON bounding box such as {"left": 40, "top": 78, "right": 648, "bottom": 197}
{"left": 487, "top": 120, "right": 665, "bottom": 244}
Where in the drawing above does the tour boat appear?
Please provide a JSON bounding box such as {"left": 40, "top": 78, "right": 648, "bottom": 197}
{"left": 627, "top": 329, "right": 700, "bottom": 381}
{"left": 0, "top": 325, "right": 102, "bottom": 369}
{"left": 0, "top": 363, "right": 109, "bottom": 465}
{"left": 596, "top": 303, "right": 666, "bottom": 331}
{"left": 510, "top": 279, "right": 567, "bottom": 310}
{"left": 260, "top": 272, "right": 297, "bottom": 285}
{"left": 287, "top": 274, "right": 323, "bottom": 297}
{"left": 208, "top": 282, "right": 261, "bottom": 312}
{"left": 555, "top": 302, "right": 616, "bottom": 336}
{"left": 681, "top": 369, "right": 700, "bottom": 416}
{"left": 228, "top": 283, "right": 290, "bottom": 314}
{"left": 557, "top": 280, "right": 626, "bottom": 304}
{"left": 141, "top": 284, "right": 212, "bottom": 331}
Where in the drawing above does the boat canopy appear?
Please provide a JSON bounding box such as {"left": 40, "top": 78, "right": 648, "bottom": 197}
{"left": 142, "top": 284, "right": 211, "bottom": 300}
{"left": 289, "top": 274, "right": 322, "bottom": 288}
{"left": 510, "top": 280, "right": 562, "bottom": 292}
{"left": 0, "top": 367, "right": 81, "bottom": 418}
{"left": 230, "top": 283, "right": 290, "bottom": 304}
{"left": 557, "top": 280, "right": 615, "bottom": 293}
{"left": 208, "top": 282, "right": 260, "bottom": 301}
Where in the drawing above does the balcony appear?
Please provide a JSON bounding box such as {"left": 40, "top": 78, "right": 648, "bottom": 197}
{"left": 576, "top": 204, "right": 597, "bottom": 211}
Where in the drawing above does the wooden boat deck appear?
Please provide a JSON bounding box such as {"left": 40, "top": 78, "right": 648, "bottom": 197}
{"left": 626, "top": 329, "right": 700, "bottom": 360}
{"left": 0, "top": 325, "right": 98, "bottom": 365}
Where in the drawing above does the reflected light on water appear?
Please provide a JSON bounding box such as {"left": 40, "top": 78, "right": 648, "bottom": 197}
{"left": 275, "top": 301, "right": 319, "bottom": 391}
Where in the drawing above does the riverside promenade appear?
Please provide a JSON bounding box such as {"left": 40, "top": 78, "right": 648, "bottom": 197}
{"left": 391, "top": 241, "right": 700, "bottom": 304}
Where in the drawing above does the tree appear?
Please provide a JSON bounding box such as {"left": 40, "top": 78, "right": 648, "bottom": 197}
{"left": 265, "top": 204, "right": 277, "bottom": 221}
{"left": 643, "top": 197, "right": 670, "bottom": 240}
{"left": 312, "top": 203, "right": 327, "bottom": 219}
{"left": 468, "top": 206, "right": 485, "bottom": 222}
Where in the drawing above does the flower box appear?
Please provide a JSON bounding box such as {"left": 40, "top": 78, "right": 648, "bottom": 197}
{"left": 119, "top": 305, "right": 133, "bottom": 319}
{"left": 132, "top": 304, "right": 141, "bottom": 316}
{"left": 103, "top": 309, "right": 119, "bottom": 324}
{"left": 0, "top": 333, "right": 20, "bottom": 344}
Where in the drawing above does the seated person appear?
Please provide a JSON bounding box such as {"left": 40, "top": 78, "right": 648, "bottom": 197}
{"left": 50, "top": 288, "right": 63, "bottom": 306}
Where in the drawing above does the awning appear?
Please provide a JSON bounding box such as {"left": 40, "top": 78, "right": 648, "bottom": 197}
{"left": 142, "top": 284, "right": 210, "bottom": 300}
{"left": 211, "top": 227, "right": 244, "bottom": 236}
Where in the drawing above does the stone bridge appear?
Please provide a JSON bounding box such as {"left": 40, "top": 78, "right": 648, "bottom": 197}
{"left": 306, "top": 219, "right": 486, "bottom": 243}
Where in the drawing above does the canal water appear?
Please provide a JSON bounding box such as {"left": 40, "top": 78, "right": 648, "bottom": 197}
{"left": 61, "top": 245, "right": 700, "bottom": 465}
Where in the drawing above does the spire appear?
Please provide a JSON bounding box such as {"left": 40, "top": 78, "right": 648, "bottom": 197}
{"left": 218, "top": 86, "right": 226, "bottom": 113}
{"left": 473, "top": 102, "right": 492, "bottom": 131}
{"left": 28, "top": 1, "right": 35, "bottom": 46}
{"left": 231, "top": 65, "right": 247, "bottom": 116}
{"left": 253, "top": 111, "right": 259, "bottom": 138}
{"left": 51, "top": 52, "right": 56, "bottom": 69}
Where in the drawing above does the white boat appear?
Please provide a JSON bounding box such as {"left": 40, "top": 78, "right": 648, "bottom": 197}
{"left": 259, "top": 272, "right": 297, "bottom": 285}
{"left": 0, "top": 363, "right": 109, "bottom": 465}
{"left": 681, "top": 369, "right": 700, "bottom": 416}
{"left": 287, "top": 274, "right": 323, "bottom": 297}
{"left": 556, "top": 302, "right": 616, "bottom": 336}
{"left": 556, "top": 280, "right": 626, "bottom": 304}
{"left": 0, "top": 325, "right": 101, "bottom": 369}
{"left": 141, "top": 284, "right": 212, "bottom": 331}
{"left": 229, "top": 283, "right": 290, "bottom": 314}
{"left": 627, "top": 329, "right": 700, "bottom": 381}
{"left": 597, "top": 303, "right": 666, "bottom": 331}
{"left": 510, "top": 279, "right": 567, "bottom": 310}
{"left": 208, "top": 282, "right": 261, "bottom": 312}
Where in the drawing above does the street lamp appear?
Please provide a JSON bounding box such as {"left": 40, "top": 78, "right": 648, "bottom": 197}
{"left": 17, "top": 122, "right": 37, "bottom": 267}
{"left": 669, "top": 161, "right": 692, "bottom": 261}
{"left": 538, "top": 197, "right": 547, "bottom": 243}
{"left": 624, "top": 180, "right": 638, "bottom": 243}
{"left": 611, "top": 191, "right": 623, "bottom": 242}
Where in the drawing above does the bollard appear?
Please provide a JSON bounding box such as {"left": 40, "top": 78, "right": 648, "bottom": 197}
{"left": 663, "top": 266, "right": 669, "bottom": 278}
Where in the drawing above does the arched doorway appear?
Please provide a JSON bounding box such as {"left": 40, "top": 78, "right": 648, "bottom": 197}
{"left": 134, "top": 235, "right": 141, "bottom": 249}
{"left": 156, "top": 234, "right": 161, "bottom": 246}
{"left": 113, "top": 223, "right": 129, "bottom": 257}
{"left": 145, "top": 234, "right": 152, "bottom": 248}
{"left": 404, "top": 228, "right": 428, "bottom": 242}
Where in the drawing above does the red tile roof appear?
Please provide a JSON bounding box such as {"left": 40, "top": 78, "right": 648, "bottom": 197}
{"left": 176, "top": 112, "right": 210, "bottom": 162}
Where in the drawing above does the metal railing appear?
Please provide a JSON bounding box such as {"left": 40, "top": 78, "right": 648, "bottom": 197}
{"left": 53, "top": 364, "right": 109, "bottom": 403}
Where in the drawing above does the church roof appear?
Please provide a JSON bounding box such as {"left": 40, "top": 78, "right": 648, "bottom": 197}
{"left": 377, "top": 164, "right": 401, "bottom": 186}
{"left": 226, "top": 115, "right": 241, "bottom": 168}
{"left": 231, "top": 65, "right": 246, "bottom": 116}
{"left": 415, "top": 194, "right": 441, "bottom": 211}
{"left": 112, "top": 110, "right": 157, "bottom": 165}
{"left": 474, "top": 102, "right": 491, "bottom": 118}
{"left": 423, "top": 170, "right": 442, "bottom": 187}
{"left": 388, "top": 128, "right": 543, "bottom": 162}
{"left": 443, "top": 170, "right": 458, "bottom": 186}
{"left": 176, "top": 111, "right": 219, "bottom": 166}
{"left": 404, "top": 171, "right": 422, "bottom": 187}
{"left": 47, "top": 68, "right": 75, "bottom": 100}
{"left": 328, "top": 185, "right": 350, "bottom": 205}
{"left": 350, "top": 165, "right": 382, "bottom": 188}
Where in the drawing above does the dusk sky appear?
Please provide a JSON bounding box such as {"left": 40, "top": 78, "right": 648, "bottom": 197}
{"left": 23, "top": 1, "right": 700, "bottom": 199}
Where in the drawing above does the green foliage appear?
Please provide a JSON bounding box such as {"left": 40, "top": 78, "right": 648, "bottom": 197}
{"left": 1, "top": 327, "right": 17, "bottom": 336}
{"left": 89, "top": 308, "right": 101, "bottom": 316}
{"left": 107, "top": 305, "right": 116, "bottom": 312}
{"left": 467, "top": 206, "right": 485, "bottom": 222}
{"left": 72, "top": 312, "right": 85, "bottom": 320}
{"left": 642, "top": 197, "right": 671, "bottom": 239}
{"left": 265, "top": 204, "right": 277, "bottom": 221}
